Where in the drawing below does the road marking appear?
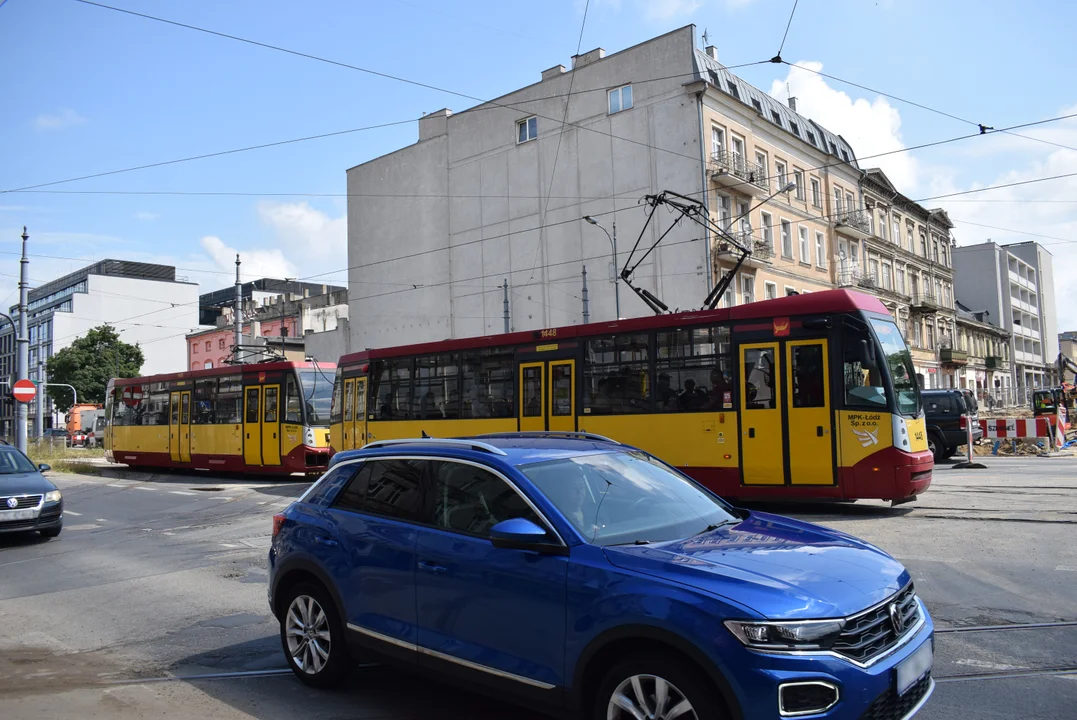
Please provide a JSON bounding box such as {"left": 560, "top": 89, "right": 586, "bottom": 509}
{"left": 1055, "top": 566, "right": 1077, "bottom": 572}
{"left": 219, "top": 543, "right": 239, "bottom": 548}
{"left": 96, "top": 518, "right": 108, "bottom": 522}
{"left": 133, "top": 486, "right": 156, "bottom": 492}
{"left": 64, "top": 510, "right": 81, "bottom": 516}
{"left": 170, "top": 491, "right": 197, "bottom": 496}
{"left": 107, "top": 483, "right": 128, "bottom": 488}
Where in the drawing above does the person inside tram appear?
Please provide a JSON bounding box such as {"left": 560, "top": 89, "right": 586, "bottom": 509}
{"left": 678, "top": 378, "right": 707, "bottom": 411}
{"left": 705, "top": 367, "right": 731, "bottom": 410}
{"left": 655, "top": 373, "right": 678, "bottom": 409}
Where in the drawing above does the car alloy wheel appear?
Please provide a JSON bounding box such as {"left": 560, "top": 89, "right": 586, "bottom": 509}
{"left": 607, "top": 674, "right": 697, "bottom": 720}
{"left": 285, "top": 594, "right": 332, "bottom": 675}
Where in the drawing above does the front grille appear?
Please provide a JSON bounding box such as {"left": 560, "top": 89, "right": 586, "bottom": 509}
{"left": 911, "top": 470, "right": 931, "bottom": 484}
{"left": 0, "top": 494, "right": 42, "bottom": 510}
{"left": 859, "top": 674, "right": 931, "bottom": 720}
{"left": 832, "top": 584, "right": 920, "bottom": 664}
{"left": 0, "top": 518, "right": 39, "bottom": 531}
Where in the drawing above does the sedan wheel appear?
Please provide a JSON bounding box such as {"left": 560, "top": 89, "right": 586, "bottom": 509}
{"left": 608, "top": 674, "right": 696, "bottom": 719}
{"left": 286, "top": 594, "right": 332, "bottom": 675}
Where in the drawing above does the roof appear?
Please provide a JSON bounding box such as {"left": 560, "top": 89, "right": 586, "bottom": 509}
{"left": 694, "top": 51, "right": 858, "bottom": 167}
{"left": 330, "top": 434, "right": 626, "bottom": 469}
{"left": 341, "top": 289, "right": 888, "bottom": 364}
{"left": 111, "top": 360, "right": 337, "bottom": 387}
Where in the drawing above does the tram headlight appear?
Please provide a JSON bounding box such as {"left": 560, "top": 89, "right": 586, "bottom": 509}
{"left": 304, "top": 427, "right": 316, "bottom": 447}
{"left": 892, "top": 415, "right": 911, "bottom": 451}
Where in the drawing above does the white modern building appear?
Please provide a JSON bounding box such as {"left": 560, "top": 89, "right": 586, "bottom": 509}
{"left": 952, "top": 241, "right": 1057, "bottom": 396}
{"left": 0, "top": 259, "right": 200, "bottom": 433}
{"left": 345, "top": 26, "right": 861, "bottom": 349}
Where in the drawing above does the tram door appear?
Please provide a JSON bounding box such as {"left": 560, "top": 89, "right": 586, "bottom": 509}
{"left": 244, "top": 387, "right": 262, "bottom": 465}
{"left": 341, "top": 377, "right": 368, "bottom": 450}
{"left": 261, "top": 385, "right": 281, "bottom": 466}
{"left": 519, "top": 360, "right": 576, "bottom": 433}
{"left": 169, "top": 391, "right": 191, "bottom": 463}
{"left": 786, "top": 340, "right": 834, "bottom": 485}
{"left": 739, "top": 343, "right": 784, "bottom": 485}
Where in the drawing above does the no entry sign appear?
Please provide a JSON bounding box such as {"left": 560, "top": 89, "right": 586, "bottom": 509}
{"left": 12, "top": 379, "right": 36, "bottom": 403}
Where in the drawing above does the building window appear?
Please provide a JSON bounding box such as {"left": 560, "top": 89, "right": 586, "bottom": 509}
{"left": 219, "top": 338, "right": 226, "bottom": 349}
{"left": 932, "top": 240, "right": 939, "bottom": 262}
{"left": 907, "top": 223, "right": 915, "bottom": 252}
{"left": 920, "top": 233, "right": 927, "bottom": 257}
{"left": 608, "top": 85, "right": 633, "bottom": 114}
{"left": 869, "top": 258, "right": 879, "bottom": 284}
{"left": 833, "top": 188, "right": 843, "bottom": 214}
{"left": 205, "top": 340, "right": 211, "bottom": 351}
{"left": 882, "top": 263, "right": 892, "bottom": 290}
{"left": 716, "top": 194, "right": 732, "bottom": 229}
{"left": 892, "top": 217, "right": 901, "bottom": 245}
{"left": 790, "top": 121, "right": 799, "bottom": 136}
{"left": 730, "top": 135, "right": 745, "bottom": 162}
{"left": 751, "top": 98, "right": 763, "bottom": 113}
{"left": 940, "top": 244, "right": 948, "bottom": 267}
{"left": 741, "top": 276, "right": 755, "bottom": 304}
{"left": 771, "top": 109, "right": 783, "bottom": 126}
{"left": 810, "top": 177, "right": 821, "bottom": 207}
{"left": 926, "top": 323, "right": 935, "bottom": 350}
{"left": 798, "top": 226, "right": 809, "bottom": 263}
{"left": 845, "top": 192, "right": 854, "bottom": 210}
{"left": 765, "top": 281, "right": 777, "bottom": 300}
{"left": 711, "top": 125, "right": 725, "bottom": 157}
{"left": 781, "top": 220, "right": 793, "bottom": 259}
{"left": 815, "top": 232, "right": 826, "bottom": 268}
{"left": 517, "top": 116, "right": 537, "bottom": 143}
{"left": 205, "top": 361, "right": 213, "bottom": 369}
{"left": 793, "top": 169, "right": 805, "bottom": 200}
{"left": 193, "top": 343, "right": 199, "bottom": 354}
{"left": 736, "top": 200, "right": 751, "bottom": 236}
{"left": 785, "top": 286, "right": 797, "bottom": 296}
{"left": 754, "top": 150, "right": 768, "bottom": 173}
{"left": 877, "top": 209, "right": 888, "bottom": 240}
{"left": 761, "top": 211, "right": 773, "bottom": 250}
{"left": 727, "top": 82, "right": 740, "bottom": 100}
{"left": 913, "top": 321, "right": 922, "bottom": 347}
{"left": 807, "top": 130, "right": 816, "bottom": 146}
{"left": 897, "top": 267, "right": 906, "bottom": 294}
{"left": 775, "top": 161, "right": 787, "bottom": 190}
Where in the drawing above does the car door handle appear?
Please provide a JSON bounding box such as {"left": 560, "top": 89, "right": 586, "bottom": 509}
{"left": 418, "top": 560, "right": 446, "bottom": 574}
{"left": 313, "top": 535, "right": 338, "bottom": 548}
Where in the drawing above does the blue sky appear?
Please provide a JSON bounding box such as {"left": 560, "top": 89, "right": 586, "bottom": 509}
{"left": 1, "top": 0, "right": 1075, "bottom": 330}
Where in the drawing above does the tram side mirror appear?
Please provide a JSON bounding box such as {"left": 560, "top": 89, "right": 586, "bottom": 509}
{"left": 859, "top": 339, "right": 878, "bottom": 369}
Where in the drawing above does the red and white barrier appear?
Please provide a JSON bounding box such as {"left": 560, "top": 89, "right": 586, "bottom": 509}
{"left": 965, "top": 417, "right": 1051, "bottom": 439}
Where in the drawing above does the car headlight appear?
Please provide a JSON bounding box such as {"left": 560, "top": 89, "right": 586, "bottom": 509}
{"left": 45, "top": 490, "right": 62, "bottom": 503}
{"left": 724, "top": 619, "right": 844, "bottom": 650}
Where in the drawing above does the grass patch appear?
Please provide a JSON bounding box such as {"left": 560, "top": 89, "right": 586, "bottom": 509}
{"left": 26, "top": 442, "right": 106, "bottom": 474}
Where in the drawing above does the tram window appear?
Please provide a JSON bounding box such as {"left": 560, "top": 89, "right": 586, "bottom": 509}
{"left": 551, "top": 364, "right": 572, "bottom": 416}
{"left": 414, "top": 354, "right": 460, "bottom": 420}
{"left": 180, "top": 393, "right": 190, "bottom": 424}
{"left": 343, "top": 378, "right": 354, "bottom": 422}
{"left": 742, "top": 348, "right": 776, "bottom": 410}
{"left": 584, "top": 334, "right": 649, "bottom": 415}
{"left": 245, "top": 388, "right": 260, "bottom": 423}
{"left": 461, "top": 347, "right": 515, "bottom": 418}
{"left": 284, "top": 375, "right": 302, "bottom": 424}
{"left": 842, "top": 325, "right": 887, "bottom": 407}
{"left": 194, "top": 378, "right": 216, "bottom": 424}
{"left": 655, "top": 326, "right": 733, "bottom": 413}
{"left": 369, "top": 360, "right": 413, "bottom": 420}
{"left": 171, "top": 395, "right": 180, "bottom": 425}
{"left": 522, "top": 366, "right": 543, "bottom": 417}
{"left": 215, "top": 375, "right": 244, "bottom": 424}
{"left": 264, "top": 387, "right": 279, "bottom": 423}
{"left": 141, "top": 384, "right": 170, "bottom": 425}
{"left": 329, "top": 369, "right": 343, "bottom": 425}
{"left": 791, "top": 344, "right": 826, "bottom": 408}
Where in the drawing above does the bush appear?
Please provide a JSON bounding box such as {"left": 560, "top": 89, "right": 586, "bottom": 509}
{"left": 26, "top": 441, "right": 106, "bottom": 474}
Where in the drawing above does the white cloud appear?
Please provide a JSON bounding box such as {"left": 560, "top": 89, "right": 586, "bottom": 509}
{"left": 769, "top": 61, "right": 920, "bottom": 191}
{"left": 134, "top": 211, "right": 159, "bottom": 221}
{"left": 200, "top": 235, "right": 297, "bottom": 281}
{"left": 35, "top": 108, "right": 87, "bottom": 130}
{"left": 257, "top": 201, "right": 346, "bottom": 261}
{"left": 642, "top": 0, "right": 703, "bottom": 20}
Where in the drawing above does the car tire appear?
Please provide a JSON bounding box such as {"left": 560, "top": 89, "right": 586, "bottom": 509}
{"left": 928, "top": 432, "right": 947, "bottom": 462}
{"left": 39, "top": 525, "right": 62, "bottom": 538}
{"left": 279, "top": 581, "right": 351, "bottom": 688}
{"left": 594, "top": 652, "right": 726, "bottom": 720}
{"left": 941, "top": 445, "right": 957, "bottom": 460}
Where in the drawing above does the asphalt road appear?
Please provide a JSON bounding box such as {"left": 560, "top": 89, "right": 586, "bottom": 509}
{"left": 1, "top": 456, "right": 1074, "bottom": 719}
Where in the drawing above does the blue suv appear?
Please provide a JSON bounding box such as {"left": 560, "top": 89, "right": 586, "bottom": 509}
{"left": 268, "top": 433, "right": 934, "bottom": 719}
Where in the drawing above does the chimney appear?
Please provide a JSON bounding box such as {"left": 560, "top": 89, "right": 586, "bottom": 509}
{"left": 303, "top": 287, "right": 310, "bottom": 298}
{"left": 541, "top": 64, "right": 566, "bottom": 81}
{"left": 571, "top": 48, "right": 605, "bottom": 69}
{"left": 788, "top": 96, "right": 798, "bottom": 112}
{"left": 705, "top": 45, "right": 718, "bottom": 61}
{"left": 418, "top": 108, "right": 452, "bottom": 141}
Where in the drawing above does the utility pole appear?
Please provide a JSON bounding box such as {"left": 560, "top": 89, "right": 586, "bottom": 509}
{"left": 583, "top": 216, "right": 620, "bottom": 320}
{"left": 35, "top": 357, "right": 44, "bottom": 438}
{"left": 582, "top": 265, "right": 590, "bottom": 324}
{"left": 16, "top": 227, "right": 29, "bottom": 453}
{"left": 502, "top": 279, "right": 510, "bottom": 334}
{"left": 233, "top": 254, "right": 242, "bottom": 362}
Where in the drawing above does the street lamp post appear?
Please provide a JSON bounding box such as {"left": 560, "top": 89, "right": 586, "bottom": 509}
{"left": 583, "top": 216, "right": 620, "bottom": 320}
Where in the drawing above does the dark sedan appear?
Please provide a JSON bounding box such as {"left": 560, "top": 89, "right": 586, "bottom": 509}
{"left": 0, "top": 445, "right": 62, "bottom": 538}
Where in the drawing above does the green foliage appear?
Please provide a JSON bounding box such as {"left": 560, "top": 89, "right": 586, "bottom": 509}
{"left": 45, "top": 325, "right": 144, "bottom": 411}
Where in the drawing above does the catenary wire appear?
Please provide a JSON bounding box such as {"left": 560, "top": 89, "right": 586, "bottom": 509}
{"left": 775, "top": 0, "right": 799, "bottom": 58}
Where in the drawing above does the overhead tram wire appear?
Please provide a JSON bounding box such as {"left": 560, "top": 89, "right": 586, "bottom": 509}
{"left": 528, "top": 0, "right": 591, "bottom": 289}
{"left": 778, "top": 61, "right": 1077, "bottom": 154}
{"left": 774, "top": 0, "right": 800, "bottom": 60}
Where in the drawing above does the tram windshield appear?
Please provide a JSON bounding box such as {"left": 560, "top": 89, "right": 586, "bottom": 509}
{"left": 299, "top": 370, "right": 335, "bottom": 426}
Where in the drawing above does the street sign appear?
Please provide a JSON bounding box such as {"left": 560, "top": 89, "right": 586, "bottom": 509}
{"left": 12, "top": 379, "right": 36, "bottom": 403}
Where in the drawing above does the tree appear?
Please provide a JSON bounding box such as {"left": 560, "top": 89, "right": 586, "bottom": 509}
{"left": 45, "top": 325, "right": 144, "bottom": 411}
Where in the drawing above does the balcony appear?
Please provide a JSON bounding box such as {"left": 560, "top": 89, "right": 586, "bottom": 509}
{"left": 856, "top": 274, "right": 878, "bottom": 291}
{"left": 710, "top": 150, "right": 770, "bottom": 197}
{"left": 910, "top": 290, "right": 939, "bottom": 313}
{"left": 715, "top": 231, "right": 773, "bottom": 268}
{"left": 940, "top": 347, "right": 968, "bottom": 366}
{"left": 837, "top": 267, "right": 861, "bottom": 288}
{"left": 834, "top": 210, "right": 872, "bottom": 240}
{"left": 985, "top": 355, "right": 1004, "bottom": 369}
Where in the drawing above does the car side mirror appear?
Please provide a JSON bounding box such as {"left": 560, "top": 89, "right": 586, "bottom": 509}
{"left": 489, "top": 518, "right": 567, "bottom": 556}
{"left": 38, "top": 463, "right": 51, "bottom": 472}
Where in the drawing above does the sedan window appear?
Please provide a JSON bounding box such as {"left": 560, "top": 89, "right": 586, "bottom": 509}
{"left": 430, "top": 461, "right": 541, "bottom": 537}
{"left": 519, "top": 451, "right": 736, "bottom": 546}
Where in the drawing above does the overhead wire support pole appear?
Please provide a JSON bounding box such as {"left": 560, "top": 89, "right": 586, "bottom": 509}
{"left": 581, "top": 266, "right": 589, "bottom": 324}
{"left": 502, "top": 280, "right": 510, "bottom": 334}
{"left": 16, "top": 227, "right": 29, "bottom": 453}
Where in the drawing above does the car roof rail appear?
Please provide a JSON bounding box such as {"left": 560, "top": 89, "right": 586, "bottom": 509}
{"left": 473, "top": 431, "right": 620, "bottom": 444}
{"left": 361, "top": 437, "right": 508, "bottom": 456}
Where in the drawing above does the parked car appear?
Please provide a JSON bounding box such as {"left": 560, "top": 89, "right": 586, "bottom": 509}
{"left": 0, "top": 445, "right": 62, "bottom": 538}
{"left": 42, "top": 427, "right": 70, "bottom": 446}
{"left": 922, "top": 389, "right": 982, "bottom": 461}
{"left": 269, "top": 434, "right": 935, "bottom": 720}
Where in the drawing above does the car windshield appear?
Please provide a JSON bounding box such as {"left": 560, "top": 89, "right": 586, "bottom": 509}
{"left": 870, "top": 318, "right": 921, "bottom": 416}
{"left": 0, "top": 448, "right": 38, "bottom": 474}
{"left": 518, "top": 450, "right": 737, "bottom": 546}
{"left": 298, "top": 370, "right": 334, "bottom": 426}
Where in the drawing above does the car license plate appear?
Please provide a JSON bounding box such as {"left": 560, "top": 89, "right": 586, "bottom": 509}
{"left": 896, "top": 641, "right": 933, "bottom": 695}
{"left": 1, "top": 508, "right": 36, "bottom": 521}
